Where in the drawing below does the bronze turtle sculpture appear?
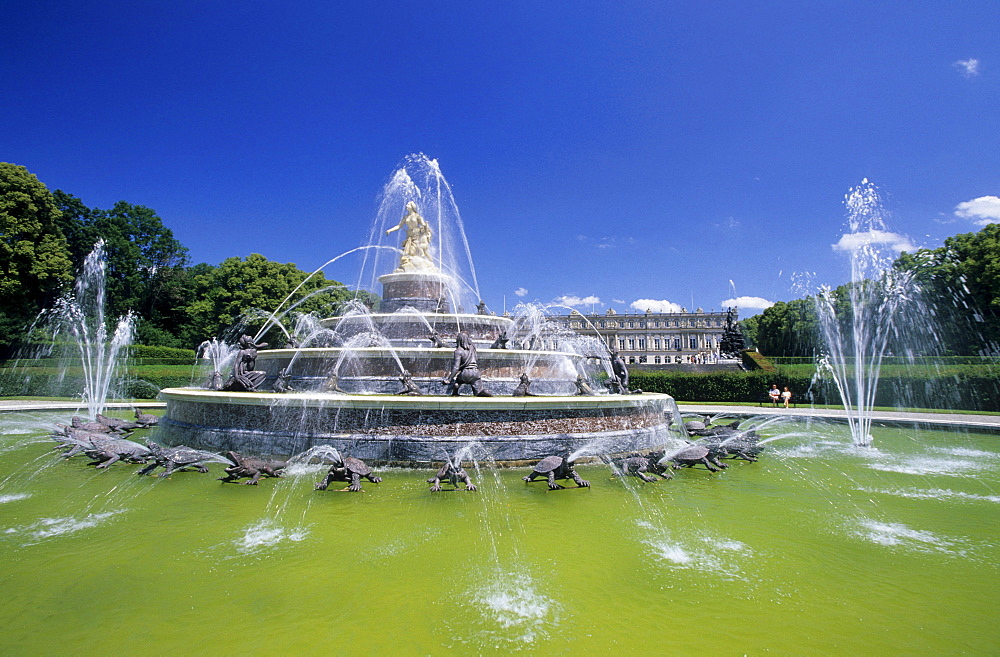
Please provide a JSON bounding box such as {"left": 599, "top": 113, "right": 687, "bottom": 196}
{"left": 427, "top": 451, "right": 476, "bottom": 491}
{"left": 603, "top": 453, "right": 673, "bottom": 482}
{"left": 218, "top": 451, "right": 287, "bottom": 485}
{"left": 315, "top": 449, "right": 381, "bottom": 492}
{"left": 523, "top": 454, "right": 590, "bottom": 490}
{"left": 658, "top": 444, "right": 725, "bottom": 472}
{"left": 137, "top": 442, "right": 228, "bottom": 477}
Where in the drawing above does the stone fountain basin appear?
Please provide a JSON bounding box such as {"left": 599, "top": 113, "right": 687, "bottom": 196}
{"left": 157, "top": 388, "right": 673, "bottom": 464}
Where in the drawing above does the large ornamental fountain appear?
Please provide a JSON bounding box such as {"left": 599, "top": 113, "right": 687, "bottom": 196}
{"left": 158, "top": 156, "right": 673, "bottom": 462}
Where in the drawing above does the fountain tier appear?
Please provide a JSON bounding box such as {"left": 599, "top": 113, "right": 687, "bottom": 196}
{"left": 157, "top": 389, "right": 672, "bottom": 464}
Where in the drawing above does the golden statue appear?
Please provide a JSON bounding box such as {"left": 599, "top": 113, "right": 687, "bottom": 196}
{"left": 386, "top": 201, "right": 434, "bottom": 272}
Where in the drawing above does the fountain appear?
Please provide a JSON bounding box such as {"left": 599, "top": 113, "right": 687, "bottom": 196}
{"left": 11, "top": 240, "right": 135, "bottom": 417}
{"left": 815, "top": 179, "right": 925, "bottom": 447}
{"left": 0, "top": 167, "right": 997, "bottom": 652}
{"left": 157, "top": 155, "right": 673, "bottom": 462}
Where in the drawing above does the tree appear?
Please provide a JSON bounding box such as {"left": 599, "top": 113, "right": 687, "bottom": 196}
{"left": 0, "top": 163, "right": 73, "bottom": 350}
{"left": 180, "top": 254, "right": 370, "bottom": 347}
{"left": 51, "top": 192, "right": 191, "bottom": 347}
{"left": 751, "top": 297, "right": 821, "bottom": 357}
{"left": 894, "top": 223, "right": 1000, "bottom": 354}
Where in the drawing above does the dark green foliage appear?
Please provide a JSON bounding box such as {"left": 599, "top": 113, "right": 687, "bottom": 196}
{"left": 0, "top": 163, "right": 74, "bottom": 351}
{"left": 894, "top": 224, "right": 1000, "bottom": 355}
{"left": 130, "top": 345, "right": 196, "bottom": 360}
{"left": 0, "top": 363, "right": 195, "bottom": 399}
{"left": 751, "top": 298, "right": 820, "bottom": 357}
{"left": 52, "top": 191, "right": 193, "bottom": 348}
{"left": 180, "top": 254, "right": 376, "bottom": 347}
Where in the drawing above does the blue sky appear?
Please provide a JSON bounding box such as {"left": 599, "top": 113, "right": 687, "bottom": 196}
{"left": 3, "top": 1, "right": 998, "bottom": 317}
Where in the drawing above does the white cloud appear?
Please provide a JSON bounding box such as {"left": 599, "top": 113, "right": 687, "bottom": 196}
{"left": 954, "top": 58, "right": 980, "bottom": 78}
{"left": 553, "top": 294, "right": 601, "bottom": 308}
{"left": 630, "top": 298, "right": 683, "bottom": 314}
{"left": 720, "top": 296, "right": 774, "bottom": 310}
{"left": 832, "top": 230, "right": 916, "bottom": 253}
{"left": 514, "top": 287, "right": 528, "bottom": 297}
{"left": 954, "top": 196, "right": 1000, "bottom": 225}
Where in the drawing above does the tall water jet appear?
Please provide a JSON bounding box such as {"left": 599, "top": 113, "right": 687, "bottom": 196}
{"left": 30, "top": 241, "right": 135, "bottom": 417}
{"left": 815, "top": 180, "right": 918, "bottom": 447}
{"left": 358, "top": 153, "right": 481, "bottom": 314}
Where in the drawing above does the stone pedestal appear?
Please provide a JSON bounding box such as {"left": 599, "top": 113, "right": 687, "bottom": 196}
{"left": 378, "top": 271, "right": 454, "bottom": 313}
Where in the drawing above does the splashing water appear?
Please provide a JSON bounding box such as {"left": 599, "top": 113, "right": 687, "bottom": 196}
{"left": 357, "top": 154, "right": 482, "bottom": 313}
{"left": 814, "top": 180, "right": 920, "bottom": 447}
{"left": 27, "top": 241, "right": 135, "bottom": 417}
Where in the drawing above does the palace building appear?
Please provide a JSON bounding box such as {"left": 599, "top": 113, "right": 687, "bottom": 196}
{"left": 550, "top": 307, "right": 738, "bottom": 367}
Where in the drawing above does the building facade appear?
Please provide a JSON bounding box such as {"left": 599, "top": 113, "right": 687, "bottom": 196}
{"left": 551, "top": 307, "right": 737, "bottom": 366}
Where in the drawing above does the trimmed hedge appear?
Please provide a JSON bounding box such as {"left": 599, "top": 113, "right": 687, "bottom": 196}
{"left": 0, "top": 364, "right": 196, "bottom": 400}
{"left": 630, "top": 369, "right": 1000, "bottom": 412}
{"left": 129, "top": 345, "right": 196, "bottom": 360}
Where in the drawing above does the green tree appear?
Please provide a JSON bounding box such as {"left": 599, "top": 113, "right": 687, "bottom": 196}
{"left": 894, "top": 223, "right": 1000, "bottom": 354}
{"left": 0, "top": 163, "right": 73, "bottom": 350}
{"left": 752, "top": 297, "right": 820, "bottom": 357}
{"left": 181, "top": 254, "right": 368, "bottom": 347}
{"left": 51, "top": 191, "right": 191, "bottom": 347}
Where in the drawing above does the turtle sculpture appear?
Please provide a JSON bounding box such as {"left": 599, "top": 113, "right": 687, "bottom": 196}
{"left": 427, "top": 451, "right": 476, "bottom": 491}
{"left": 523, "top": 454, "right": 590, "bottom": 490}
{"left": 51, "top": 428, "right": 111, "bottom": 457}
{"left": 96, "top": 413, "right": 142, "bottom": 432}
{"left": 137, "top": 442, "right": 229, "bottom": 477}
{"left": 489, "top": 331, "right": 509, "bottom": 349}
{"left": 687, "top": 420, "right": 741, "bottom": 437}
{"left": 683, "top": 419, "right": 707, "bottom": 433}
{"left": 711, "top": 430, "right": 764, "bottom": 462}
{"left": 315, "top": 449, "right": 382, "bottom": 492}
{"left": 656, "top": 444, "right": 726, "bottom": 472}
{"left": 53, "top": 416, "right": 114, "bottom": 436}
{"left": 84, "top": 436, "right": 152, "bottom": 469}
{"left": 133, "top": 408, "right": 159, "bottom": 428}
{"left": 602, "top": 453, "right": 673, "bottom": 482}
{"left": 218, "top": 451, "right": 287, "bottom": 485}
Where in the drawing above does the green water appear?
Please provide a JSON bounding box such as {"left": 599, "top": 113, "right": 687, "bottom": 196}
{"left": 1, "top": 412, "right": 998, "bottom": 655}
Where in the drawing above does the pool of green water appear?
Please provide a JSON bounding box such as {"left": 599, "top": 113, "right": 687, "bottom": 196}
{"left": 1, "top": 411, "right": 997, "bottom": 655}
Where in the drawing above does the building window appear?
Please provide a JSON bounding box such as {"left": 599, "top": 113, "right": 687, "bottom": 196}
{"left": 628, "top": 339, "right": 635, "bottom": 350}
{"left": 628, "top": 321, "right": 634, "bottom": 328}
{"left": 654, "top": 356, "right": 661, "bottom": 364}
{"left": 637, "top": 339, "right": 645, "bottom": 350}
{"left": 619, "top": 339, "right": 626, "bottom": 351}
{"left": 653, "top": 339, "right": 660, "bottom": 350}
{"left": 689, "top": 337, "right": 698, "bottom": 349}
{"left": 639, "top": 355, "right": 647, "bottom": 363}
{"left": 673, "top": 338, "right": 680, "bottom": 350}
{"left": 629, "top": 357, "right": 636, "bottom": 364}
